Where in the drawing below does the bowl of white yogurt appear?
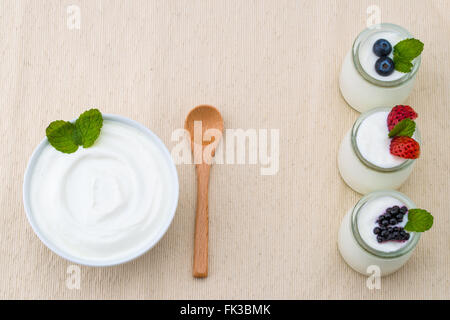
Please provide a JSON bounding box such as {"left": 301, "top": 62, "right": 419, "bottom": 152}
{"left": 23, "top": 115, "right": 179, "bottom": 266}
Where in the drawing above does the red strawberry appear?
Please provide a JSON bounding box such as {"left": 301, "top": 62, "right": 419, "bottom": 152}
{"left": 390, "top": 136, "right": 420, "bottom": 159}
{"left": 387, "top": 105, "right": 418, "bottom": 131}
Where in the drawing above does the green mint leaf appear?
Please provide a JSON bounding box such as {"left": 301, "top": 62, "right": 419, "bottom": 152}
{"left": 74, "top": 109, "right": 103, "bottom": 148}
{"left": 46, "top": 120, "right": 79, "bottom": 154}
{"left": 394, "top": 38, "right": 424, "bottom": 60}
{"left": 388, "top": 118, "right": 416, "bottom": 138}
{"left": 45, "top": 109, "right": 103, "bottom": 153}
{"left": 393, "top": 38, "right": 423, "bottom": 73}
{"left": 393, "top": 57, "right": 414, "bottom": 73}
{"left": 72, "top": 126, "right": 82, "bottom": 146}
{"left": 404, "top": 209, "right": 434, "bottom": 232}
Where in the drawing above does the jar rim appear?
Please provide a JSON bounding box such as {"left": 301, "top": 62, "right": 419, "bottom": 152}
{"left": 351, "top": 106, "right": 421, "bottom": 172}
{"left": 352, "top": 23, "right": 421, "bottom": 87}
{"left": 351, "top": 190, "right": 421, "bottom": 259}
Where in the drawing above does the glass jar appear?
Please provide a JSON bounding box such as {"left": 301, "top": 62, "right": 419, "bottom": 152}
{"left": 338, "top": 107, "right": 420, "bottom": 194}
{"left": 338, "top": 190, "right": 421, "bottom": 276}
{"left": 339, "top": 23, "right": 421, "bottom": 112}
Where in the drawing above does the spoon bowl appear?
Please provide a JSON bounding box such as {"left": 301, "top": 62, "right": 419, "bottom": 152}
{"left": 185, "top": 105, "right": 224, "bottom": 148}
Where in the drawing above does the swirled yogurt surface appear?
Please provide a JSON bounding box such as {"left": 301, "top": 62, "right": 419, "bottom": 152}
{"left": 26, "top": 117, "right": 178, "bottom": 265}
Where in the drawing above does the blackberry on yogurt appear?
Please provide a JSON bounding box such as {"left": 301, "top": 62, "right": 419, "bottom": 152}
{"left": 373, "top": 206, "right": 410, "bottom": 243}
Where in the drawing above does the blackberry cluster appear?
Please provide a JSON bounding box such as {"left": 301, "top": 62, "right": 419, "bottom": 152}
{"left": 373, "top": 206, "right": 410, "bottom": 243}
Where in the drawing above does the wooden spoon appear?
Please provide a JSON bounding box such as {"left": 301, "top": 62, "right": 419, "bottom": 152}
{"left": 185, "top": 105, "right": 224, "bottom": 278}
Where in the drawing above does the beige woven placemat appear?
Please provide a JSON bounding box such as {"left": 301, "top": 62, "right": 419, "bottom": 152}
{"left": 0, "top": 0, "right": 449, "bottom": 299}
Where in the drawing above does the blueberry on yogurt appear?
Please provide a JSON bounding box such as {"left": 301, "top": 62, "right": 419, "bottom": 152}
{"left": 373, "top": 38, "right": 392, "bottom": 57}
{"left": 375, "top": 56, "right": 395, "bottom": 76}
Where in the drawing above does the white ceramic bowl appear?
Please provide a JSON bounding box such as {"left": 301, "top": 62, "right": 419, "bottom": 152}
{"left": 23, "top": 114, "right": 179, "bottom": 267}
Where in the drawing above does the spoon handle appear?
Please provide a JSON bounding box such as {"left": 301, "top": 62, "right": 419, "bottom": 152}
{"left": 193, "top": 163, "right": 210, "bottom": 278}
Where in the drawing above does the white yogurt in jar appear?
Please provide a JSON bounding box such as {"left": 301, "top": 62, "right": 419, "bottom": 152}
{"left": 24, "top": 116, "right": 179, "bottom": 265}
{"left": 338, "top": 107, "right": 419, "bottom": 194}
{"left": 338, "top": 191, "right": 420, "bottom": 276}
{"left": 339, "top": 23, "right": 420, "bottom": 112}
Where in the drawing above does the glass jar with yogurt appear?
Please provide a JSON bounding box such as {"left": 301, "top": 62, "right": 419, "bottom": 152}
{"left": 338, "top": 190, "right": 420, "bottom": 276}
{"left": 338, "top": 107, "right": 420, "bottom": 195}
{"left": 339, "top": 23, "right": 421, "bottom": 112}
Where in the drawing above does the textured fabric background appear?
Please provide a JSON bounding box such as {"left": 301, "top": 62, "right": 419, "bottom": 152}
{"left": 0, "top": 0, "right": 449, "bottom": 299}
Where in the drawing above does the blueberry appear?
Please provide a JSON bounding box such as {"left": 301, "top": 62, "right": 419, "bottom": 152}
{"left": 385, "top": 212, "right": 392, "bottom": 219}
{"left": 392, "top": 206, "right": 400, "bottom": 214}
{"left": 381, "top": 219, "right": 389, "bottom": 226}
{"left": 375, "top": 57, "right": 395, "bottom": 76}
{"left": 400, "top": 206, "right": 408, "bottom": 214}
{"left": 373, "top": 39, "right": 392, "bottom": 57}
{"left": 381, "top": 230, "right": 389, "bottom": 238}
{"left": 404, "top": 233, "right": 410, "bottom": 240}
{"left": 389, "top": 218, "right": 397, "bottom": 225}
{"left": 396, "top": 214, "right": 403, "bottom": 220}
{"left": 377, "top": 236, "right": 383, "bottom": 243}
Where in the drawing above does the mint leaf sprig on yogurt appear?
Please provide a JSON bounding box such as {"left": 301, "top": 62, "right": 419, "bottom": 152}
{"left": 46, "top": 109, "right": 103, "bottom": 154}
{"left": 388, "top": 118, "right": 416, "bottom": 138}
{"left": 404, "top": 209, "right": 434, "bottom": 232}
{"left": 393, "top": 38, "right": 424, "bottom": 73}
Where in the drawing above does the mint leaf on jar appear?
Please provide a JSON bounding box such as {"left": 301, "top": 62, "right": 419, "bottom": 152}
{"left": 404, "top": 209, "right": 434, "bottom": 232}
{"left": 393, "top": 38, "right": 424, "bottom": 73}
{"left": 388, "top": 118, "right": 416, "bottom": 138}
